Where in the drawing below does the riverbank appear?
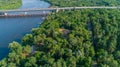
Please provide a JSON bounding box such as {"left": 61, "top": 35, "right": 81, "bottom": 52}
{"left": 0, "top": 0, "right": 50, "bottom": 60}
{"left": 0, "top": 0, "right": 22, "bottom": 10}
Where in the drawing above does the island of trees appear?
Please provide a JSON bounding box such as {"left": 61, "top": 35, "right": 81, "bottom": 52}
{"left": 0, "top": 0, "right": 22, "bottom": 10}
{"left": 0, "top": 0, "right": 120, "bottom": 67}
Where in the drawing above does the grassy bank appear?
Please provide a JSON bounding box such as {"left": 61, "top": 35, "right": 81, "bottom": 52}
{"left": 0, "top": 0, "right": 22, "bottom": 10}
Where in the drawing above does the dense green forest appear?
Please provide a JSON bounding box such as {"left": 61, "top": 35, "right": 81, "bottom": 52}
{"left": 0, "top": 0, "right": 21, "bottom": 10}
{"left": 44, "top": 0, "right": 120, "bottom": 7}
{"left": 0, "top": 0, "right": 120, "bottom": 67}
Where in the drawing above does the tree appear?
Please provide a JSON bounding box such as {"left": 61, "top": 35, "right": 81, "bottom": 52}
{"left": 7, "top": 63, "right": 16, "bottom": 67}
{"left": 8, "top": 41, "right": 22, "bottom": 54}
{"left": 24, "top": 57, "right": 37, "bottom": 67}
{"left": 22, "top": 34, "right": 33, "bottom": 46}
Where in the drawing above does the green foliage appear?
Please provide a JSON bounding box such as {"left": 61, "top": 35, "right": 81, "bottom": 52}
{"left": 24, "top": 57, "right": 37, "bottom": 67}
{"left": 44, "top": 0, "right": 120, "bottom": 7}
{"left": 0, "top": 0, "right": 22, "bottom": 10}
{"left": 22, "top": 34, "right": 33, "bottom": 46}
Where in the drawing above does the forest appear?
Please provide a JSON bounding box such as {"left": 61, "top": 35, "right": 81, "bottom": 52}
{"left": 0, "top": 0, "right": 120, "bottom": 67}
{"left": 44, "top": 0, "right": 120, "bottom": 7}
{"left": 0, "top": 0, "right": 21, "bottom": 9}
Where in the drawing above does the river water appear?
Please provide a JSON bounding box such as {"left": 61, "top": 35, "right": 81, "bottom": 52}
{"left": 0, "top": 0, "right": 50, "bottom": 59}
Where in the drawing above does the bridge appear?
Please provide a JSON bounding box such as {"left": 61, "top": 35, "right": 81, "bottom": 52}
{"left": 0, "top": 6, "right": 120, "bottom": 17}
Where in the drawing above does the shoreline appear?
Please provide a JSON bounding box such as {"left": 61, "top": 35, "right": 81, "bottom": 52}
{"left": 0, "top": 0, "right": 51, "bottom": 60}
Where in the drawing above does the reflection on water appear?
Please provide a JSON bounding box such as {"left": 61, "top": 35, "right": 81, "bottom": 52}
{"left": 0, "top": 0, "right": 50, "bottom": 59}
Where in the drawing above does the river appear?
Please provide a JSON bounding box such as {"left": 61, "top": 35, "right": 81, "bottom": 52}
{"left": 0, "top": 0, "right": 50, "bottom": 59}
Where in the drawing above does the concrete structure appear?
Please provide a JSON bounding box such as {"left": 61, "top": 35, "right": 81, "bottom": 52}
{"left": 0, "top": 6, "right": 119, "bottom": 13}
{"left": 0, "top": 6, "right": 119, "bottom": 17}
